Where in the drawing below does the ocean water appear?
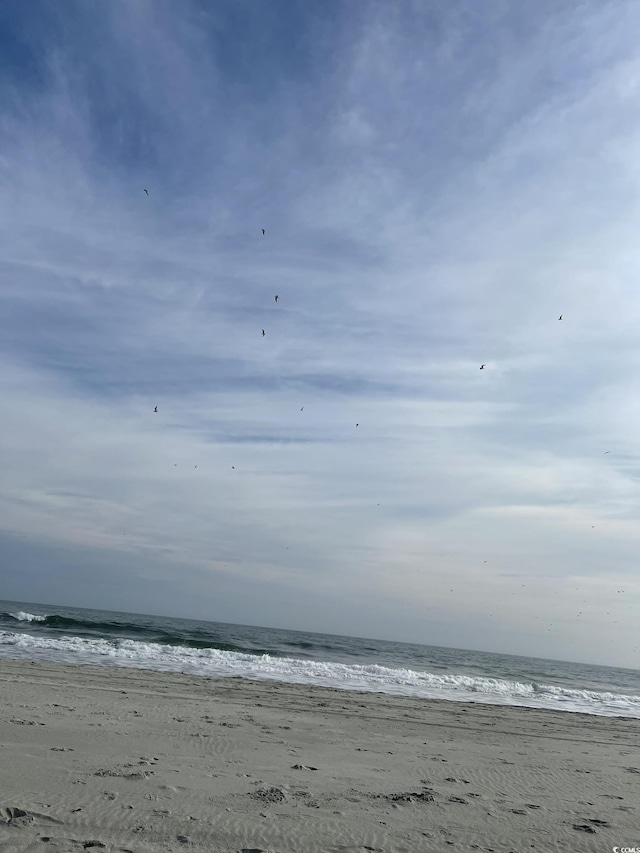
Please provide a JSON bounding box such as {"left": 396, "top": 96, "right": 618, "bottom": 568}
{"left": 1, "top": 599, "right": 639, "bottom": 718}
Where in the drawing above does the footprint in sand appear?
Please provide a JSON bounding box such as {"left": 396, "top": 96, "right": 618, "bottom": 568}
{"left": 0, "top": 807, "right": 34, "bottom": 827}
{"left": 40, "top": 839, "right": 107, "bottom": 851}
{"left": 0, "top": 806, "right": 64, "bottom": 828}
{"left": 388, "top": 791, "right": 435, "bottom": 803}
{"left": 251, "top": 787, "right": 287, "bottom": 803}
{"left": 573, "top": 824, "right": 597, "bottom": 833}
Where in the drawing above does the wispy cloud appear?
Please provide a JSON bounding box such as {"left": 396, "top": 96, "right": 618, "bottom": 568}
{"left": 0, "top": 0, "right": 638, "bottom": 666}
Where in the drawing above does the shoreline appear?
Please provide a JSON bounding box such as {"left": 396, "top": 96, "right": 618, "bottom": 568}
{"left": 1, "top": 659, "right": 639, "bottom": 852}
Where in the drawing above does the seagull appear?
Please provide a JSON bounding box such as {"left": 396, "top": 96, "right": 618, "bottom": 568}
{"left": 355, "top": 423, "right": 359, "bottom": 428}
{"left": 261, "top": 329, "right": 265, "bottom": 336}
{"left": 153, "top": 406, "right": 158, "bottom": 412}
{"left": 558, "top": 314, "right": 562, "bottom": 320}
{"left": 262, "top": 229, "right": 265, "bottom": 235}
{"left": 231, "top": 465, "right": 235, "bottom": 469}
{"left": 479, "top": 364, "right": 485, "bottom": 370}
{"left": 274, "top": 295, "right": 279, "bottom": 303}
{"left": 604, "top": 451, "right": 610, "bottom": 454}
{"left": 300, "top": 407, "right": 304, "bottom": 411}
{"left": 144, "top": 189, "right": 149, "bottom": 196}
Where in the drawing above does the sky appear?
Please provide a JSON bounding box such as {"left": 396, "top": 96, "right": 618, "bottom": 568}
{"left": 0, "top": 0, "right": 639, "bottom": 669}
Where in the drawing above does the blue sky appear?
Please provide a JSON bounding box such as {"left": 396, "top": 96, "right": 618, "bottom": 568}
{"left": 1, "top": 0, "right": 639, "bottom": 668}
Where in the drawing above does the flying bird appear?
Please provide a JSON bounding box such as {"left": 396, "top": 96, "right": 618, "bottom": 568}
{"left": 144, "top": 189, "right": 149, "bottom": 196}
{"left": 355, "top": 423, "right": 359, "bottom": 428}
{"left": 300, "top": 407, "right": 304, "bottom": 411}
{"left": 153, "top": 406, "right": 158, "bottom": 412}
{"left": 261, "top": 329, "right": 265, "bottom": 336}
{"left": 558, "top": 314, "right": 562, "bottom": 320}
{"left": 274, "top": 295, "right": 279, "bottom": 303}
{"left": 262, "top": 229, "right": 265, "bottom": 235}
{"left": 479, "top": 364, "right": 485, "bottom": 370}
{"left": 604, "top": 451, "right": 610, "bottom": 454}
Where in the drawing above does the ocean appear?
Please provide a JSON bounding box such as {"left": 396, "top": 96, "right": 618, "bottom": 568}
{"left": 1, "top": 599, "right": 638, "bottom": 718}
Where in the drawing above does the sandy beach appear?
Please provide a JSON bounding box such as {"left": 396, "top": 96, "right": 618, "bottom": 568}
{"left": 0, "top": 660, "right": 638, "bottom": 852}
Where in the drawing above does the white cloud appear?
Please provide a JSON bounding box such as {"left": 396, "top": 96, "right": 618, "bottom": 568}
{"left": 0, "top": 0, "right": 639, "bottom": 666}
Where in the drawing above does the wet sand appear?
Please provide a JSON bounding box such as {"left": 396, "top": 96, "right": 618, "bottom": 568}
{"left": 0, "top": 659, "right": 638, "bottom": 852}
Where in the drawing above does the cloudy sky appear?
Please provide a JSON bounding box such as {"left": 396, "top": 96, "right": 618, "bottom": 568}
{"left": 1, "top": 0, "right": 639, "bottom": 668}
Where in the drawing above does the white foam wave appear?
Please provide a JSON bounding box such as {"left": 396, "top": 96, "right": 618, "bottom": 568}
{"left": 1, "top": 630, "right": 638, "bottom": 718}
{"left": 9, "top": 611, "right": 47, "bottom": 622}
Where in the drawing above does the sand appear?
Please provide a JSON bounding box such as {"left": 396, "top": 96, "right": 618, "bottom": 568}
{"left": 0, "top": 660, "right": 638, "bottom": 852}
